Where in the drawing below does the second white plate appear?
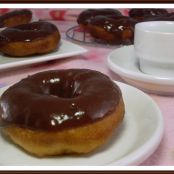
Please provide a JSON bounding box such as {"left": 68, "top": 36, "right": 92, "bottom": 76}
{"left": 107, "top": 45, "right": 174, "bottom": 95}
{"left": 0, "top": 81, "right": 163, "bottom": 166}
{"left": 0, "top": 40, "right": 87, "bottom": 70}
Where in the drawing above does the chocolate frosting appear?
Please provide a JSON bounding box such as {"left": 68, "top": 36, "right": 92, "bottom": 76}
{"left": 0, "top": 9, "right": 32, "bottom": 28}
{"left": 77, "top": 9, "right": 122, "bottom": 25}
{"left": 0, "top": 21, "right": 58, "bottom": 45}
{"left": 0, "top": 69, "right": 122, "bottom": 131}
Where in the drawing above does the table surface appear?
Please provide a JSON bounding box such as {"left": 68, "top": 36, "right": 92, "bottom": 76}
{"left": 0, "top": 20, "right": 174, "bottom": 166}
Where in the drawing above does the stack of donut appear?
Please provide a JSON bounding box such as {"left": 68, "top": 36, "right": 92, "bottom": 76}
{"left": 77, "top": 9, "right": 137, "bottom": 45}
{"left": 0, "top": 9, "right": 60, "bottom": 57}
{"left": 77, "top": 8, "right": 173, "bottom": 45}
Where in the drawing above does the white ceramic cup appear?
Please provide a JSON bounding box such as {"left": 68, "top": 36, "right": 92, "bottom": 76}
{"left": 134, "top": 21, "right": 174, "bottom": 78}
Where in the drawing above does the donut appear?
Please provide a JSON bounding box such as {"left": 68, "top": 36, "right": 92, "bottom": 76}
{"left": 0, "top": 69, "right": 125, "bottom": 157}
{"left": 77, "top": 9, "right": 122, "bottom": 28}
{"left": 88, "top": 15, "right": 137, "bottom": 45}
{"left": 0, "top": 9, "right": 32, "bottom": 28}
{"left": 129, "top": 8, "right": 168, "bottom": 21}
{"left": 0, "top": 21, "right": 60, "bottom": 57}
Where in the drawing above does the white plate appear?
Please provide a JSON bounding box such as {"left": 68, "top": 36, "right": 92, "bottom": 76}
{"left": 0, "top": 81, "right": 163, "bottom": 166}
{"left": 107, "top": 45, "right": 174, "bottom": 95}
{"left": 0, "top": 40, "right": 87, "bottom": 70}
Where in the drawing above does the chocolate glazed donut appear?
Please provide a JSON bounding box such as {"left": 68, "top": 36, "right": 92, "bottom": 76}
{"left": 0, "top": 21, "right": 60, "bottom": 57}
{"left": 88, "top": 15, "right": 137, "bottom": 45}
{"left": 0, "top": 69, "right": 125, "bottom": 157}
{"left": 0, "top": 9, "right": 32, "bottom": 28}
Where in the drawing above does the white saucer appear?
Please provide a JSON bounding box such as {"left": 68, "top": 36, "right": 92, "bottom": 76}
{"left": 0, "top": 81, "right": 163, "bottom": 166}
{"left": 107, "top": 45, "right": 174, "bottom": 95}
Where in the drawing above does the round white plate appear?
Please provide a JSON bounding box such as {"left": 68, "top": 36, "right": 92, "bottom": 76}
{"left": 0, "top": 82, "right": 163, "bottom": 166}
{"left": 108, "top": 45, "right": 174, "bottom": 95}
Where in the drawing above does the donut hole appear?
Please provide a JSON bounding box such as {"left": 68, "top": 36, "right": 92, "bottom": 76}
{"left": 41, "top": 80, "right": 81, "bottom": 99}
{"left": 48, "top": 85, "right": 74, "bottom": 99}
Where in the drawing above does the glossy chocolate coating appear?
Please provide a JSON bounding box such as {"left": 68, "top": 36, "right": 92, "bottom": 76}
{"left": 0, "top": 69, "right": 122, "bottom": 131}
{"left": 129, "top": 8, "right": 168, "bottom": 21}
{"left": 77, "top": 9, "right": 122, "bottom": 25}
{"left": 90, "top": 15, "right": 137, "bottom": 44}
{"left": 0, "top": 21, "right": 58, "bottom": 45}
{"left": 0, "top": 9, "right": 32, "bottom": 28}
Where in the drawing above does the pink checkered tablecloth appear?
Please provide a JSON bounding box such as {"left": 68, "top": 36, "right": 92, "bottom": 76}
{"left": 0, "top": 19, "right": 174, "bottom": 166}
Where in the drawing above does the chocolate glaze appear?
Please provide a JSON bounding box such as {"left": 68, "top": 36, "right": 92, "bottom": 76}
{"left": 129, "top": 9, "right": 168, "bottom": 21}
{"left": 90, "top": 15, "right": 137, "bottom": 44}
{"left": 0, "top": 69, "right": 122, "bottom": 131}
{"left": 77, "top": 9, "right": 122, "bottom": 25}
{"left": 0, "top": 21, "right": 58, "bottom": 45}
{"left": 0, "top": 9, "right": 32, "bottom": 28}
